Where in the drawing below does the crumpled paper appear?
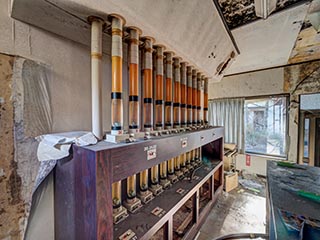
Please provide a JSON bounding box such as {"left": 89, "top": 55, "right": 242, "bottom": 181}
{"left": 34, "top": 131, "right": 98, "bottom": 191}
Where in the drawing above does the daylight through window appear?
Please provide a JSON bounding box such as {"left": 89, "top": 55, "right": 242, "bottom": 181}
{"left": 244, "top": 96, "right": 287, "bottom": 157}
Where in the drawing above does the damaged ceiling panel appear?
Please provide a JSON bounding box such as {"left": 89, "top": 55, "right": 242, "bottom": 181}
{"left": 218, "top": 0, "right": 308, "bottom": 29}
{"left": 226, "top": 3, "right": 309, "bottom": 75}
{"left": 11, "top": 0, "right": 239, "bottom": 81}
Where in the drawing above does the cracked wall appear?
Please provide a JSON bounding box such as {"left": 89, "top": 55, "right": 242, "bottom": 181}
{"left": 0, "top": 54, "right": 23, "bottom": 240}
{"left": 0, "top": 54, "right": 53, "bottom": 239}
{"left": 284, "top": 60, "right": 320, "bottom": 162}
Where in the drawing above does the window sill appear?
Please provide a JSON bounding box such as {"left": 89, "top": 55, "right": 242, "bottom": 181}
{"left": 244, "top": 152, "right": 287, "bottom": 160}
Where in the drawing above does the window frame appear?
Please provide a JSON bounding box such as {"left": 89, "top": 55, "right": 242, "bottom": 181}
{"left": 244, "top": 94, "right": 289, "bottom": 159}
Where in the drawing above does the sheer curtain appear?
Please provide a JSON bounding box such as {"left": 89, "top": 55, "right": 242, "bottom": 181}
{"left": 209, "top": 98, "right": 245, "bottom": 152}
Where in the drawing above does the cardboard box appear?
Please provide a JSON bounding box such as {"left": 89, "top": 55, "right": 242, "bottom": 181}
{"left": 224, "top": 171, "right": 238, "bottom": 192}
{"left": 223, "top": 155, "right": 236, "bottom": 171}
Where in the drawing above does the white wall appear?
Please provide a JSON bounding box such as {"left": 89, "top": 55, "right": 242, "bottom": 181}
{"left": 0, "top": 0, "right": 129, "bottom": 133}
{"left": 209, "top": 67, "right": 285, "bottom": 99}
{"left": 236, "top": 154, "right": 284, "bottom": 176}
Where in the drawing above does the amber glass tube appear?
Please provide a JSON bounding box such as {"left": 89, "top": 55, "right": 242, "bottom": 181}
{"left": 191, "top": 149, "right": 196, "bottom": 162}
{"left": 160, "top": 161, "right": 167, "bottom": 179}
{"left": 174, "top": 156, "right": 181, "bottom": 171}
{"left": 112, "top": 181, "right": 122, "bottom": 208}
{"left": 204, "top": 77, "right": 208, "bottom": 124}
{"left": 128, "top": 27, "right": 141, "bottom": 133}
{"left": 186, "top": 151, "right": 191, "bottom": 165}
{"left": 197, "top": 73, "right": 201, "bottom": 125}
{"left": 187, "top": 66, "right": 193, "bottom": 126}
{"left": 181, "top": 153, "right": 186, "bottom": 168}
{"left": 127, "top": 175, "right": 136, "bottom": 199}
{"left": 164, "top": 52, "right": 173, "bottom": 129}
{"left": 173, "top": 57, "right": 181, "bottom": 128}
{"left": 154, "top": 45, "right": 165, "bottom": 130}
{"left": 192, "top": 70, "right": 197, "bottom": 125}
{"left": 168, "top": 158, "right": 175, "bottom": 174}
{"left": 151, "top": 165, "right": 159, "bottom": 184}
{"left": 180, "top": 62, "right": 187, "bottom": 127}
{"left": 111, "top": 16, "right": 124, "bottom": 135}
{"left": 140, "top": 170, "right": 149, "bottom": 191}
{"left": 142, "top": 37, "right": 154, "bottom": 131}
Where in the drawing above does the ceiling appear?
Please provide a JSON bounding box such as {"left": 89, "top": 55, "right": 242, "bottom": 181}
{"left": 225, "top": 3, "right": 310, "bottom": 75}
{"left": 217, "top": 0, "right": 308, "bottom": 30}
{"left": 11, "top": 0, "right": 238, "bottom": 81}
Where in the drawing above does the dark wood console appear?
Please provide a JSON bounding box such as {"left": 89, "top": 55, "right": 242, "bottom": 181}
{"left": 55, "top": 127, "right": 224, "bottom": 240}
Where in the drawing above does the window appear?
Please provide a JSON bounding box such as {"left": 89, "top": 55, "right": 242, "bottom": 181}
{"left": 303, "top": 118, "right": 310, "bottom": 159}
{"left": 244, "top": 96, "right": 287, "bottom": 157}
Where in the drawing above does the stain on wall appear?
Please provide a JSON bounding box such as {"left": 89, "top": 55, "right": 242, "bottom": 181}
{"left": 289, "top": 20, "right": 320, "bottom": 64}
{"left": 284, "top": 60, "right": 320, "bottom": 161}
{"left": 0, "top": 54, "right": 52, "bottom": 239}
{"left": 0, "top": 54, "right": 24, "bottom": 239}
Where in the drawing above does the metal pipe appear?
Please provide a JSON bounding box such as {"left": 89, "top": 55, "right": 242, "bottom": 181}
{"left": 164, "top": 52, "right": 174, "bottom": 129}
{"left": 180, "top": 62, "right": 187, "bottom": 128}
{"left": 200, "top": 75, "right": 205, "bottom": 125}
{"left": 128, "top": 27, "right": 142, "bottom": 134}
{"left": 192, "top": 69, "right": 198, "bottom": 126}
{"left": 110, "top": 14, "right": 128, "bottom": 223}
{"left": 187, "top": 66, "right": 193, "bottom": 127}
{"left": 124, "top": 26, "right": 143, "bottom": 214}
{"left": 197, "top": 72, "right": 202, "bottom": 125}
{"left": 111, "top": 15, "right": 125, "bottom": 135}
{"left": 204, "top": 77, "right": 209, "bottom": 125}
{"left": 173, "top": 57, "right": 181, "bottom": 129}
{"left": 89, "top": 17, "right": 104, "bottom": 140}
{"left": 142, "top": 37, "right": 155, "bottom": 132}
{"left": 154, "top": 45, "right": 165, "bottom": 130}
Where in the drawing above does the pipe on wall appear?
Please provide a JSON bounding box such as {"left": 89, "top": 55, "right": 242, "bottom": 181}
{"left": 187, "top": 66, "right": 193, "bottom": 127}
{"left": 111, "top": 14, "right": 125, "bottom": 135}
{"left": 192, "top": 69, "right": 198, "bottom": 126}
{"left": 154, "top": 45, "right": 165, "bottom": 130}
{"left": 89, "top": 17, "right": 104, "bottom": 140}
{"left": 197, "top": 72, "right": 202, "bottom": 125}
{"left": 180, "top": 62, "right": 187, "bottom": 128}
{"left": 142, "top": 37, "right": 155, "bottom": 132}
{"left": 204, "top": 77, "right": 209, "bottom": 124}
{"left": 164, "top": 51, "right": 174, "bottom": 129}
{"left": 173, "top": 57, "right": 181, "bottom": 129}
{"left": 128, "top": 27, "right": 142, "bottom": 134}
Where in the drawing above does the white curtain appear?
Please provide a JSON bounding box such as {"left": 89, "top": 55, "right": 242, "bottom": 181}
{"left": 209, "top": 98, "right": 245, "bottom": 152}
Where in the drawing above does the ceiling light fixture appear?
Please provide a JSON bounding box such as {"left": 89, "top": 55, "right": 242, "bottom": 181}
{"left": 254, "top": 0, "right": 277, "bottom": 19}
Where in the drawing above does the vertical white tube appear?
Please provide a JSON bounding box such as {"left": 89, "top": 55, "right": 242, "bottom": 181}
{"left": 90, "top": 18, "right": 104, "bottom": 140}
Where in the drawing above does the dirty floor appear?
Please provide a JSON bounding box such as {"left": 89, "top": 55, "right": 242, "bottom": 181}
{"left": 196, "top": 179, "right": 267, "bottom": 240}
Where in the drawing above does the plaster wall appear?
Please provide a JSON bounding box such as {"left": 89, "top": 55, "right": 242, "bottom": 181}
{"left": 0, "top": 0, "right": 130, "bottom": 238}
{"left": 208, "top": 67, "right": 285, "bottom": 99}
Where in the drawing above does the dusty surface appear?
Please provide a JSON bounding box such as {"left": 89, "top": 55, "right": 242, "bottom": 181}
{"left": 197, "top": 181, "right": 266, "bottom": 240}
{"left": 0, "top": 54, "right": 51, "bottom": 239}
{"left": 0, "top": 54, "right": 24, "bottom": 239}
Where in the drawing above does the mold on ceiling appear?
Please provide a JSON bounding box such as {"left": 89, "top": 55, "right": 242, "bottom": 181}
{"left": 217, "top": 0, "right": 308, "bottom": 29}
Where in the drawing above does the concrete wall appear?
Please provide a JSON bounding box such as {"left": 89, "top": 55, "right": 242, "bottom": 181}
{"left": 0, "top": 0, "right": 130, "bottom": 238}
{"left": 208, "top": 67, "right": 285, "bottom": 99}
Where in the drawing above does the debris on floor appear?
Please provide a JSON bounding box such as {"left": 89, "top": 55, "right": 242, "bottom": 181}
{"left": 238, "top": 170, "right": 266, "bottom": 196}
{"left": 197, "top": 172, "right": 267, "bottom": 240}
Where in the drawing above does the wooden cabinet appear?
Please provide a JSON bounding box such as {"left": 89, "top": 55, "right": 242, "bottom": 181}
{"left": 55, "top": 127, "right": 224, "bottom": 240}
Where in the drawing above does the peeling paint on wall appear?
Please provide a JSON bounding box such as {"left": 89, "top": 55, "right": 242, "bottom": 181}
{"left": 0, "top": 54, "right": 52, "bottom": 239}
{"left": 284, "top": 60, "right": 320, "bottom": 161}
